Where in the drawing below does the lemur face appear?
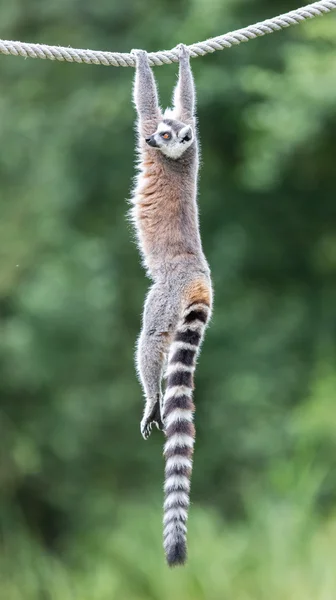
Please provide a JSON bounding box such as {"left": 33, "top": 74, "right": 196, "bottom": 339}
{"left": 145, "top": 118, "right": 193, "bottom": 159}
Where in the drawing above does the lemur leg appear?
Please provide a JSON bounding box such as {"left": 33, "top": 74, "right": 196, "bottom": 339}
{"left": 136, "top": 284, "right": 178, "bottom": 440}
{"left": 137, "top": 329, "right": 168, "bottom": 440}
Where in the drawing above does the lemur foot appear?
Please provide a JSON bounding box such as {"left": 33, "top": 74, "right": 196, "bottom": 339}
{"left": 141, "top": 397, "right": 164, "bottom": 440}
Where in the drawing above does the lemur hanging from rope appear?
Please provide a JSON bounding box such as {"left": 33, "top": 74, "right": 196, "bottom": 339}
{"left": 130, "top": 44, "right": 213, "bottom": 567}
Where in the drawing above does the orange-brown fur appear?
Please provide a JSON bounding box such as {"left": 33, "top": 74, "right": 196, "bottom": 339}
{"left": 184, "top": 278, "right": 212, "bottom": 308}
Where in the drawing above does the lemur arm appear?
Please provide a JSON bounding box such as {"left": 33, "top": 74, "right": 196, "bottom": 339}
{"left": 132, "top": 50, "right": 161, "bottom": 135}
{"left": 173, "top": 44, "right": 195, "bottom": 123}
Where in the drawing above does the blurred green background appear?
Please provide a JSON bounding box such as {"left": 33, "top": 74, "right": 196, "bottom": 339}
{"left": 1, "top": 0, "right": 336, "bottom": 598}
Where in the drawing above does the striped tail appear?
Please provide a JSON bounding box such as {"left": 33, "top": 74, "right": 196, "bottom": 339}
{"left": 162, "top": 299, "right": 211, "bottom": 567}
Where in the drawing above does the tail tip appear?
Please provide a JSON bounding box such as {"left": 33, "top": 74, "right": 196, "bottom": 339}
{"left": 165, "top": 541, "right": 187, "bottom": 568}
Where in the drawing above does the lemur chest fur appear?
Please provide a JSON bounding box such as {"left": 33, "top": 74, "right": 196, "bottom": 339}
{"left": 133, "top": 146, "right": 200, "bottom": 271}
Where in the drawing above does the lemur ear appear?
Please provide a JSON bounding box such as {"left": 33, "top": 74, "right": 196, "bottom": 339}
{"left": 179, "top": 125, "right": 193, "bottom": 143}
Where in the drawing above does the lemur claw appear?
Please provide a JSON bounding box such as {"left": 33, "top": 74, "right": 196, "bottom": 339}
{"left": 140, "top": 400, "right": 164, "bottom": 440}
{"left": 141, "top": 418, "right": 164, "bottom": 440}
{"left": 140, "top": 419, "right": 152, "bottom": 440}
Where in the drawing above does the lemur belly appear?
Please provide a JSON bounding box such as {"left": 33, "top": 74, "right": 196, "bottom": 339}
{"left": 134, "top": 154, "right": 195, "bottom": 265}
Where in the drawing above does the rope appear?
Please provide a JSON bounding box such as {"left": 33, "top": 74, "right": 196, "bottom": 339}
{"left": 0, "top": 0, "right": 335, "bottom": 67}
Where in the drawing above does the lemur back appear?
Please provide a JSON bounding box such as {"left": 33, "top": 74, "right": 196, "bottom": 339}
{"left": 131, "top": 46, "right": 213, "bottom": 567}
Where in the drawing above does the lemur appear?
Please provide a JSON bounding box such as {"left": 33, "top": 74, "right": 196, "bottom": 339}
{"left": 130, "top": 45, "right": 213, "bottom": 567}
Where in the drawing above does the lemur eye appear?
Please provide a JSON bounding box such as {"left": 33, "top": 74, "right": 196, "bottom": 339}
{"left": 161, "top": 132, "right": 171, "bottom": 140}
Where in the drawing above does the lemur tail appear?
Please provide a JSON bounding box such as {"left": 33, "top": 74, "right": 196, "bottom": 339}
{"left": 162, "top": 296, "right": 211, "bottom": 567}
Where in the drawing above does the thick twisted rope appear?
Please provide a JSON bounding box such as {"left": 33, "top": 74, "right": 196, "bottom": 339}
{"left": 0, "top": 0, "right": 335, "bottom": 67}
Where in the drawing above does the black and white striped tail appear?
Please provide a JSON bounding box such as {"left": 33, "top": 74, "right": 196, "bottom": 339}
{"left": 162, "top": 301, "right": 210, "bottom": 567}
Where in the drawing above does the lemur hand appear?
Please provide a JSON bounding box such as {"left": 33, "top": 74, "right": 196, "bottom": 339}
{"left": 131, "top": 49, "right": 148, "bottom": 64}
{"left": 177, "top": 43, "right": 190, "bottom": 62}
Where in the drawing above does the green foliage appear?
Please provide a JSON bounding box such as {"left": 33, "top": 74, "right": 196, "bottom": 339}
{"left": 0, "top": 0, "right": 336, "bottom": 595}
{"left": 3, "top": 497, "right": 336, "bottom": 599}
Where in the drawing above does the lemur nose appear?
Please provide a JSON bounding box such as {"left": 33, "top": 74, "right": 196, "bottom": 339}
{"left": 145, "top": 136, "right": 158, "bottom": 148}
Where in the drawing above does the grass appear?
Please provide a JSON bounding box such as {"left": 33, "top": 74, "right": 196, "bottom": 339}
{"left": 2, "top": 494, "right": 336, "bottom": 600}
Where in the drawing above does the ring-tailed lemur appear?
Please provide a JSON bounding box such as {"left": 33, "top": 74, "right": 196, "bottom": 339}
{"left": 130, "top": 45, "right": 213, "bottom": 567}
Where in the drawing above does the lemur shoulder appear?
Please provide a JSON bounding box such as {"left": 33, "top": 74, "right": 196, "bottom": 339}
{"left": 130, "top": 45, "right": 213, "bottom": 568}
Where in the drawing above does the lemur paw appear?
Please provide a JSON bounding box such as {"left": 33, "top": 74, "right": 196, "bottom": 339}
{"left": 140, "top": 400, "right": 164, "bottom": 440}
{"left": 140, "top": 418, "right": 154, "bottom": 440}
{"left": 131, "top": 49, "right": 148, "bottom": 60}
{"left": 177, "top": 44, "right": 190, "bottom": 61}
{"left": 140, "top": 416, "right": 164, "bottom": 440}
